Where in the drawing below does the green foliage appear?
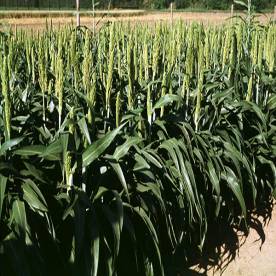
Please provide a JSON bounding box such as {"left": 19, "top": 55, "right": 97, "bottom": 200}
{"left": 0, "top": 17, "right": 275, "bottom": 276}
{"left": 1, "top": 0, "right": 275, "bottom": 10}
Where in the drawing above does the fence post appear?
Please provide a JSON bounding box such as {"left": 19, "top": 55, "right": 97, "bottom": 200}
{"left": 92, "top": 0, "right": 96, "bottom": 35}
{"left": 76, "top": 0, "right": 80, "bottom": 27}
{"left": 170, "top": 2, "right": 173, "bottom": 27}
{"left": 274, "top": 5, "right": 276, "bottom": 21}
{"left": 231, "top": 4, "right": 234, "bottom": 24}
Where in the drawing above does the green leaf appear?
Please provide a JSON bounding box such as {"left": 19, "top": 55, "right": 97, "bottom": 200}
{"left": 234, "top": 0, "right": 248, "bottom": 9}
{"left": 15, "top": 145, "right": 46, "bottom": 156}
{"left": 109, "top": 161, "right": 129, "bottom": 199}
{"left": 132, "top": 205, "right": 164, "bottom": 276}
{"left": 78, "top": 117, "right": 92, "bottom": 145}
{"left": 141, "top": 150, "right": 163, "bottom": 169}
{"left": 160, "top": 139, "right": 180, "bottom": 171}
{"left": 207, "top": 160, "right": 220, "bottom": 196}
{"left": 224, "top": 141, "right": 256, "bottom": 202}
{"left": 267, "top": 95, "right": 276, "bottom": 111}
{"left": 222, "top": 167, "right": 247, "bottom": 218}
{"left": 257, "top": 156, "right": 276, "bottom": 188}
{"left": 62, "top": 194, "right": 78, "bottom": 220}
{"left": 92, "top": 234, "right": 100, "bottom": 276}
{"left": 133, "top": 153, "right": 151, "bottom": 171}
{"left": 42, "top": 139, "right": 63, "bottom": 160}
{"left": 113, "top": 136, "right": 142, "bottom": 161}
{"left": 0, "top": 174, "right": 7, "bottom": 218}
{"left": 102, "top": 192, "right": 123, "bottom": 263}
{"left": 240, "top": 101, "right": 267, "bottom": 130}
{"left": 74, "top": 194, "right": 86, "bottom": 259}
{"left": 173, "top": 141, "right": 201, "bottom": 220}
{"left": 83, "top": 123, "right": 125, "bottom": 167}
{"left": 153, "top": 94, "right": 182, "bottom": 110}
{"left": 22, "top": 179, "right": 48, "bottom": 212}
{"left": 23, "top": 162, "right": 46, "bottom": 184}
{"left": 0, "top": 137, "right": 24, "bottom": 156}
{"left": 89, "top": 210, "right": 100, "bottom": 276}
{"left": 12, "top": 199, "right": 27, "bottom": 236}
{"left": 93, "top": 186, "right": 109, "bottom": 201}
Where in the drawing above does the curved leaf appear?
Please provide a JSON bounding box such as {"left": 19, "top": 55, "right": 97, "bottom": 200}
{"left": 22, "top": 180, "right": 48, "bottom": 212}
{"left": 0, "top": 174, "right": 7, "bottom": 218}
{"left": 83, "top": 123, "right": 125, "bottom": 167}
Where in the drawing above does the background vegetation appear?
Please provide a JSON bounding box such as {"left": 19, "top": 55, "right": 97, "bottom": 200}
{"left": 0, "top": 0, "right": 275, "bottom": 10}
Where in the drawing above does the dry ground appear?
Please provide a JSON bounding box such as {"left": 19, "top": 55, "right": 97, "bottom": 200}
{"left": 0, "top": 11, "right": 274, "bottom": 31}
{"left": 191, "top": 205, "right": 276, "bottom": 276}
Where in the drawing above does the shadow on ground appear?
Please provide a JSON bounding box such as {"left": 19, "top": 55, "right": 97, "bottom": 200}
{"left": 178, "top": 198, "right": 275, "bottom": 276}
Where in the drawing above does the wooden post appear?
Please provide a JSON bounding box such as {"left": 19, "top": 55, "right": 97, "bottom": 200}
{"left": 76, "top": 0, "right": 80, "bottom": 27}
{"left": 274, "top": 6, "right": 276, "bottom": 21}
{"left": 230, "top": 4, "right": 234, "bottom": 24}
{"left": 170, "top": 2, "right": 173, "bottom": 27}
{"left": 93, "top": 0, "right": 96, "bottom": 35}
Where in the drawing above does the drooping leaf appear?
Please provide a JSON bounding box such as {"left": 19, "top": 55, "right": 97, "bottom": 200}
{"left": 153, "top": 94, "right": 182, "bottom": 110}
{"left": 15, "top": 145, "right": 46, "bottom": 156}
{"left": 0, "top": 137, "right": 24, "bottom": 156}
{"left": 113, "top": 136, "right": 142, "bottom": 161}
{"left": 234, "top": 0, "right": 248, "bottom": 9}
{"left": 141, "top": 150, "right": 163, "bottom": 169}
{"left": 83, "top": 123, "right": 125, "bottom": 167}
{"left": 23, "top": 162, "right": 46, "bottom": 183}
{"left": 222, "top": 167, "right": 247, "bottom": 218}
{"left": 78, "top": 117, "right": 92, "bottom": 145}
{"left": 12, "top": 199, "right": 27, "bottom": 237}
{"left": 132, "top": 205, "right": 164, "bottom": 276}
{"left": 0, "top": 174, "right": 7, "bottom": 218}
{"left": 102, "top": 191, "right": 123, "bottom": 266}
{"left": 42, "top": 139, "right": 63, "bottom": 160}
{"left": 109, "top": 161, "right": 129, "bottom": 199}
{"left": 207, "top": 160, "right": 220, "bottom": 196}
{"left": 22, "top": 179, "right": 48, "bottom": 212}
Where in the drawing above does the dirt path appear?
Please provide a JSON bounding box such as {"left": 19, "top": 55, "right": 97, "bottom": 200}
{"left": 191, "top": 205, "right": 276, "bottom": 276}
{"left": 218, "top": 208, "right": 276, "bottom": 276}
{"left": 0, "top": 11, "right": 274, "bottom": 31}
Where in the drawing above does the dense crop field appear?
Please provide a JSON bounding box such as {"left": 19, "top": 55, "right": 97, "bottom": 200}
{"left": 0, "top": 14, "right": 275, "bottom": 276}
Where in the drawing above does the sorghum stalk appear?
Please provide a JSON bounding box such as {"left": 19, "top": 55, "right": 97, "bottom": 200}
{"left": 82, "top": 30, "right": 91, "bottom": 94}
{"left": 228, "top": 28, "right": 237, "bottom": 84}
{"left": 31, "top": 46, "right": 35, "bottom": 84}
{"left": 38, "top": 38, "right": 47, "bottom": 124}
{"left": 65, "top": 151, "right": 72, "bottom": 193}
{"left": 87, "top": 70, "right": 96, "bottom": 125}
{"left": 115, "top": 91, "right": 121, "bottom": 128}
{"left": 105, "top": 24, "right": 115, "bottom": 121}
{"left": 222, "top": 27, "right": 231, "bottom": 70}
{"left": 1, "top": 56, "right": 11, "bottom": 141}
{"left": 55, "top": 42, "right": 64, "bottom": 129}
{"left": 246, "top": 74, "right": 253, "bottom": 102}
{"left": 127, "top": 35, "right": 134, "bottom": 111}
{"left": 194, "top": 43, "right": 204, "bottom": 132}
{"left": 160, "top": 68, "right": 167, "bottom": 117}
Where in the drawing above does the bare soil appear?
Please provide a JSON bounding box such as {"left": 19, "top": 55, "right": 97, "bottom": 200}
{"left": 0, "top": 11, "right": 274, "bottom": 31}
{"left": 190, "top": 204, "right": 276, "bottom": 276}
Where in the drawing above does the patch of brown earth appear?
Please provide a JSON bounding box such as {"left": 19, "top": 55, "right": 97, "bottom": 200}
{"left": 0, "top": 11, "right": 274, "bottom": 31}
{"left": 191, "top": 204, "right": 276, "bottom": 276}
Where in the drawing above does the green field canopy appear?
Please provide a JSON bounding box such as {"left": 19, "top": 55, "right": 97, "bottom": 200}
{"left": 0, "top": 0, "right": 141, "bottom": 10}
{"left": 0, "top": 0, "right": 274, "bottom": 10}
{"left": 0, "top": 0, "right": 83, "bottom": 10}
